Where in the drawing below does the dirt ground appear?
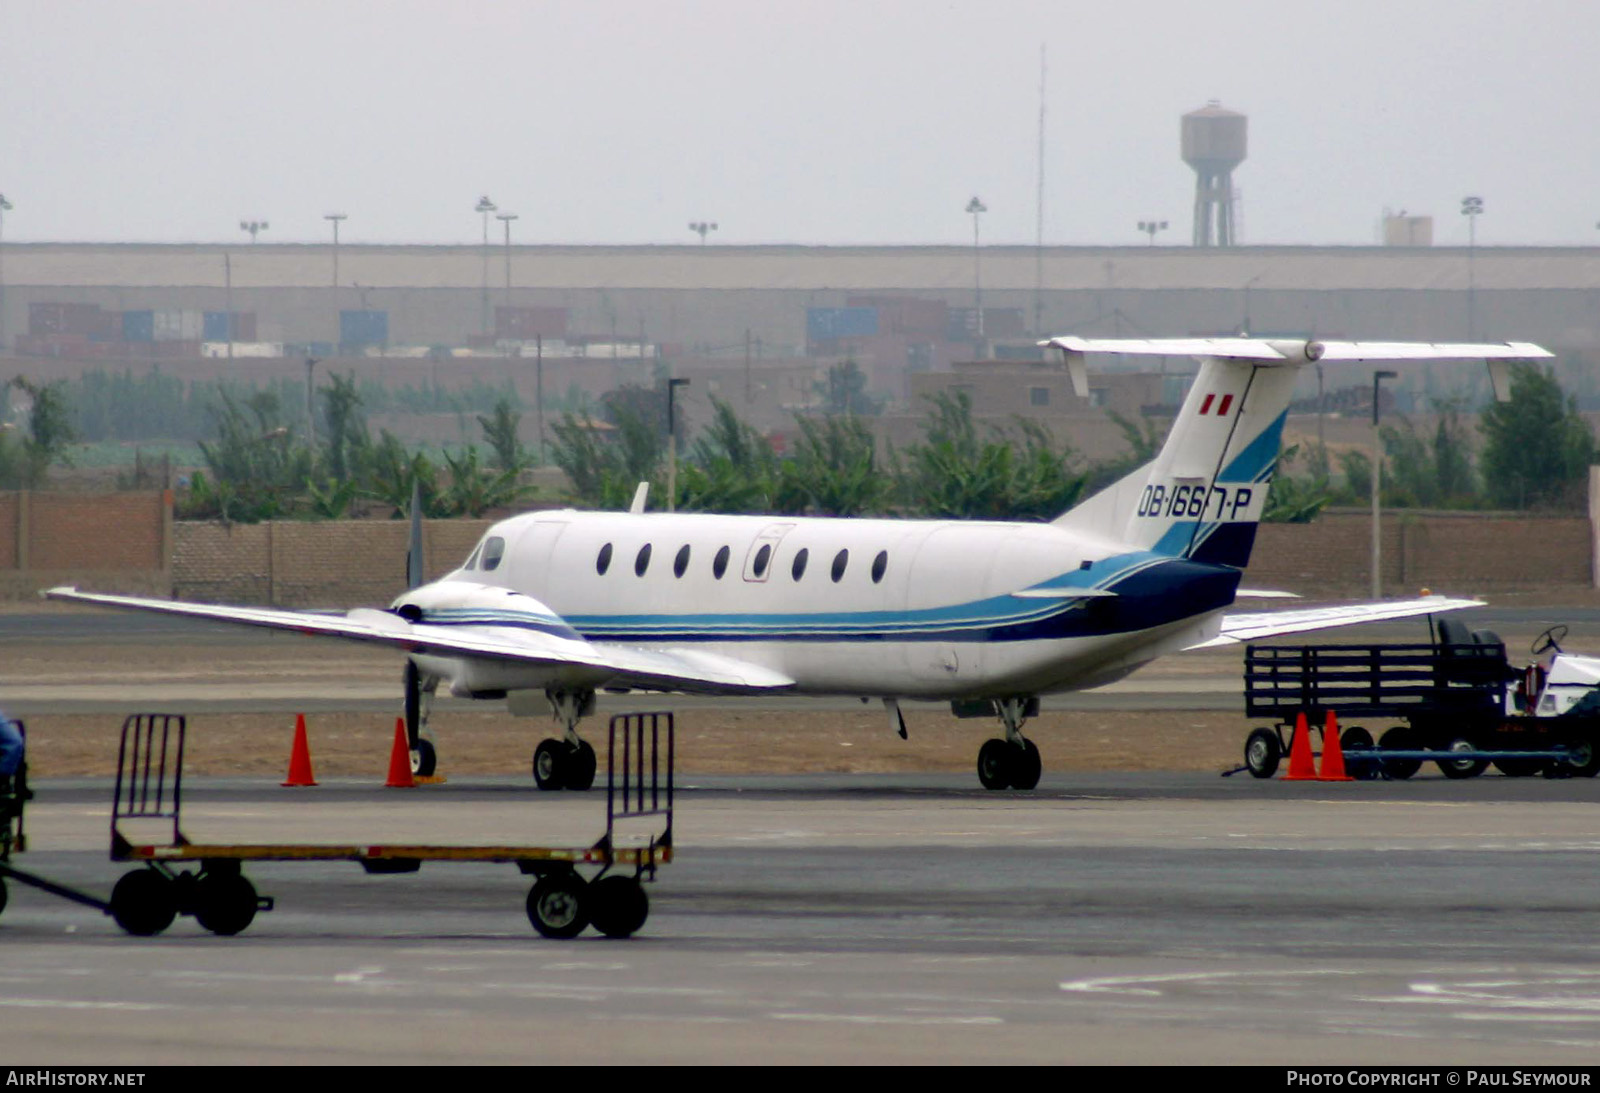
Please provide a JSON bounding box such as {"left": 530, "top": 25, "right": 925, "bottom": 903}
{"left": 21, "top": 707, "right": 1252, "bottom": 780}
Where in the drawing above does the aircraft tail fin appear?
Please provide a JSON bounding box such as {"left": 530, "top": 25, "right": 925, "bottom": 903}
{"left": 1047, "top": 337, "right": 1551, "bottom": 569}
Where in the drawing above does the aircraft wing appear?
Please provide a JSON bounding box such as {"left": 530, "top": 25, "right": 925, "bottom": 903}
{"left": 1185, "top": 595, "right": 1485, "bottom": 650}
{"left": 44, "top": 587, "right": 795, "bottom": 694}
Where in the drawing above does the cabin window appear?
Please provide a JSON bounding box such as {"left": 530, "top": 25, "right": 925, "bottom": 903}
{"left": 673, "top": 544, "right": 691, "bottom": 578}
{"left": 871, "top": 550, "right": 888, "bottom": 583}
{"left": 635, "top": 543, "right": 652, "bottom": 576}
{"left": 791, "top": 547, "right": 809, "bottom": 581}
{"left": 753, "top": 543, "right": 772, "bottom": 578}
{"left": 713, "top": 545, "right": 730, "bottom": 579}
{"left": 831, "top": 549, "right": 848, "bottom": 582}
{"left": 481, "top": 536, "right": 506, "bottom": 572}
{"left": 596, "top": 543, "right": 613, "bottom": 575}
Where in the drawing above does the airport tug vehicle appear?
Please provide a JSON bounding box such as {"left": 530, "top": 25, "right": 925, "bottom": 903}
{"left": 1240, "top": 619, "right": 1600, "bottom": 780}
{"left": 0, "top": 712, "right": 674, "bottom": 939}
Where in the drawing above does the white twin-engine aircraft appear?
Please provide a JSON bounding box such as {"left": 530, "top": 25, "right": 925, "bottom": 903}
{"left": 50, "top": 336, "right": 1551, "bottom": 791}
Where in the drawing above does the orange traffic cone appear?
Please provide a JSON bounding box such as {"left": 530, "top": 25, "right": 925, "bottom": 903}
{"left": 385, "top": 718, "right": 416, "bottom": 788}
{"left": 1284, "top": 711, "right": 1317, "bottom": 780}
{"left": 1317, "top": 710, "right": 1354, "bottom": 782}
{"left": 281, "top": 713, "right": 318, "bottom": 787}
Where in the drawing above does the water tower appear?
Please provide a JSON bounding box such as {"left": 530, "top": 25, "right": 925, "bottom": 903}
{"left": 1182, "top": 101, "right": 1247, "bottom": 247}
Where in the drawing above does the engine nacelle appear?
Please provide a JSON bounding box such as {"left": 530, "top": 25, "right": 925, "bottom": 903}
{"left": 390, "top": 580, "right": 584, "bottom": 643}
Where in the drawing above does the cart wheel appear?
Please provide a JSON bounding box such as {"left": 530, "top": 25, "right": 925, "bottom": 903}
{"left": 1340, "top": 727, "right": 1379, "bottom": 780}
{"left": 411, "top": 738, "right": 437, "bottom": 778}
{"left": 1378, "top": 727, "right": 1421, "bottom": 780}
{"left": 195, "top": 874, "right": 260, "bottom": 936}
{"left": 976, "top": 739, "right": 1011, "bottom": 790}
{"left": 526, "top": 872, "right": 589, "bottom": 939}
{"left": 1437, "top": 737, "right": 1488, "bottom": 780}
{"left": 565, "top": 741, "right": 597, "bottom": 792}
{"left": 110, "top": 869, "right": 177, "bottom": 936}
{"left": 1244, "top": 728, "right": 1281, "bottom": 779}
{"left": 1564, "top": 738, "right": 1600, "bottom": 778}
{"left": 588, "top": 875, "right": 649, "bottom": 939}
{"left": 532, "top": 739, "right": 566, "bottom": 791}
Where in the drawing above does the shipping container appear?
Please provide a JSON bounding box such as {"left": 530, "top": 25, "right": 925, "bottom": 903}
{"left": 806, "top": 307, "right": 878, "bottom": 341}
{"left": 28, "top": 303, "right": 66, "bottom": 335}
{"left": 846, "top": 295, "right": 947, "bottom": 338}
{"left": 152, "top": 308, "right": 203, "bottom": 342}
{"left": 339, "top": 309, "right": 388, "bottom": 346}
{"left": 203, "top": 311, "right": 258, "bottom": 342}
{"left": 122, "top": 310, "right": 155, "bottom": 342}
{"left": 494, "top": 306, "right": 569, "bottom": 340}
{"left": 90, "top": 310, "right": 123, "bottom": 342}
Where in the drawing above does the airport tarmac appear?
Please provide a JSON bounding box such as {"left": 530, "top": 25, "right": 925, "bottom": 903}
{"left": 3, "top": 775, "right": 1600, "bottom": 1065}
{"left": 3, "top": 603, "right": 1599, "bottom": 1064}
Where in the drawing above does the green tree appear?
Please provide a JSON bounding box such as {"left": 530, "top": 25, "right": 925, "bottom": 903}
{"left": 775, "top": 413, "right": 889, "bottom": 516}
{"left": 319, "top": 372, "right": 368, "bottom": 481}
{"left": 1479, "top": 364, "right": 1596, "bottom": 510}
{"left": 9, "top": 377, "right": 77, "bottom": 487}
{"left": 900, "top": 391, "right": 1084, "bottom": 520}
{"left": 477, "top": 398, "right": 527, "bottom": 473}
{"left": 184, "top": 391, "right": 313, "bottom": 522}
{"left": 815, "top": 359, "right": 885, "bottom": 417}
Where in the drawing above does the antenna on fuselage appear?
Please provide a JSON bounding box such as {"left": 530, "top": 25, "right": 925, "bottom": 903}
{"left": 407, "top": 479, "right": 425, "bottom": 590}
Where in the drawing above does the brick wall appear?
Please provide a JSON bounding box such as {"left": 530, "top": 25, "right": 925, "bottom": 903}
{"left": 0, "top": 493, "right": 1592, "bottom": 606}
{"left": 1251, "top": 511, "right": 1592, "bottom": 595}
{"left": 174, "top": 518, "right": 491, "bottom": 607}
{"left": 0, "top": 490, "right": 170, "bottom": 596}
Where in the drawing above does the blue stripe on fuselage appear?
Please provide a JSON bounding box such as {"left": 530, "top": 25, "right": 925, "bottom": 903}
{"left": 556, "top": 556, "right": 1238, "bottom": 644}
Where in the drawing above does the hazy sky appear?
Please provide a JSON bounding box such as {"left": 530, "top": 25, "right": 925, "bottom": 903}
{"left": 4, "top": 0, "right": 1597, "bottom": 248}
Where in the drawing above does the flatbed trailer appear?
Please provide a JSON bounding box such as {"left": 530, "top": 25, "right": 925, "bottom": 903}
{"left": 2, "top": 712, "right": 675, "bottom": 939}
{"left": 1239, "top": 632, "right": 1599, "bottom": 780}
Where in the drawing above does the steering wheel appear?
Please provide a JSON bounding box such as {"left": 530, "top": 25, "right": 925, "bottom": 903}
{"left": 1531, "top": 625, "right": 1568, "bottom": 656}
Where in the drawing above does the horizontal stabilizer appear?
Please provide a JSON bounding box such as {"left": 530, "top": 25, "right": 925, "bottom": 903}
{"left": 1187, "top": 595, "right": 1484, "bottom": 649}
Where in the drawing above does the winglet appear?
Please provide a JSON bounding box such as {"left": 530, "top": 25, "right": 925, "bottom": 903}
{"left": 629, "top": 481, "right": 650, "bottom": 514}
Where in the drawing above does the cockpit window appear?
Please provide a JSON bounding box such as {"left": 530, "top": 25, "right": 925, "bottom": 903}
{"left": 464, "top": 542, "right": 483, "bottom": 570}
{"left": 481, "top": 536, "right": 506, "bottom": 572}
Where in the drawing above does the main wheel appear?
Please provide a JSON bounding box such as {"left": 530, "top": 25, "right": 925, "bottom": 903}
{"left": 110, "top": 869, "right": 177, "bottom": 936}
{"left": 1494, "top": 755, "right": 1544, "bottom": 777}
{"left": 1564, "top": 737, "right": 1600, "bottom": 778}
{"left": 194, "top": 874, "right": 259, "bottom": 936}
{"left": 1010, "top": 740, "right": 1042, "bottom": 790}
{"left": 587, "top": 875, "right": 649, "bottom": 939}
{"left": 411, "top": 738, "right": 437, "bottom": 778}
{"left": 1378, "top": 727, "right": 1421, "bottom": 780}
{"left": 1438, "top": 737, "right": 1488, "bottom": 779}
{"left": 1340, "top": 726, "right": 1379, "bottom": 781}
{"left": 976, "top": 738, "right": 1011, "bottom": 790}
{"left": 565, "top": 741, "right": 597, "bottom": 792}
{"left": 1244, "top": 728, "right": 1281, "bottom": 779}
{"left": 526, "top": 873, "right": 589, "bottom": 939}
{"left": 532, "top": 739, "right": 566, "bottom": 791}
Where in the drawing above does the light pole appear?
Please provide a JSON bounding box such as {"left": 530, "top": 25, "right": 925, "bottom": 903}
{"left": 1371, "top": 369, "right": 1398, "bottom": 599}
{"left": 0, "top": 194, "right": 13, "bottom": 348}
{"left": 688, "top": 221, "right": 717, "bottom": 244}
{"left": 966, "top": 196, "right": 987, "bottom": 347}
{"left": 239, "top": 219, "right": 269, "bottom": 244}
{"left": 476, "top": 195, "right": 496, "bottom": 338}
{"left": 1137, "top": 219, "right": 1169, "bottom": 245}
{"left": 665, "top": 377, "right": 690, "bottom": 513}
{"left": 495, "top": 211, "right": 518, "bottom": 317}
{"left": 1461, "top": 195, "right": 1483, "bottom": 339}
{"left": 323, "top": 213, "right": 346, "bottom": 288}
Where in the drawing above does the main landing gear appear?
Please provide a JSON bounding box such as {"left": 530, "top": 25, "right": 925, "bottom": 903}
{"left": 533, "top": 689, "right": 598, "bottom": 791}
{"left": 976, "top": 697, "right": 1042, "bottom": 791}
